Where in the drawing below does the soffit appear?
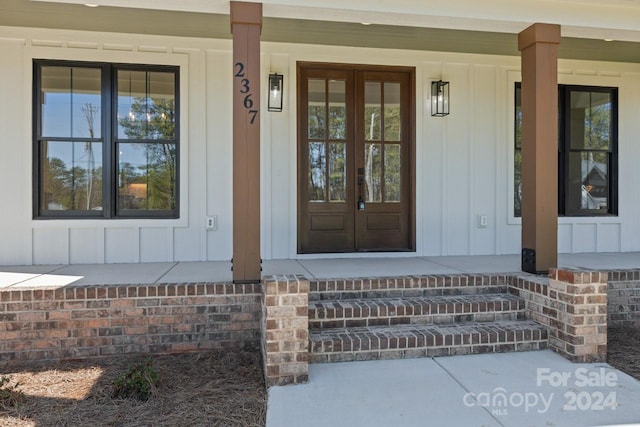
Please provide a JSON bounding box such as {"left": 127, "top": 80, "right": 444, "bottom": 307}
{"left": 2, "top": 1, "right": 640, "bottom": 63}
{"left": 26, "top": 0, "right": 640, "bottom": 36}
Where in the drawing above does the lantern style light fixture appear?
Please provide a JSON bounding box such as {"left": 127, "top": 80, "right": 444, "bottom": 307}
{"left": 431, "top": 80, "right": 450, "bottom": 117}
{"left": 268, "top": 73, "right": 284, "bottom": 112}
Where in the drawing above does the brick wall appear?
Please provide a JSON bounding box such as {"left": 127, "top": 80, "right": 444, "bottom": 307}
{"left": 510, "top": 269, "right": 607, "bottom": 363}
{"left": 608, "top": 270, "right": 640, "bottom": 327}
{"left": 0, "top": 282, "right": 261, "bottom": 363}
{"left": 261, "top": 275, "right": 309, "bottom": 387}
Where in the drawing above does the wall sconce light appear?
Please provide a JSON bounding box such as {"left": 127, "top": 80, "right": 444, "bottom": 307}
{"left": 268, "top": 73, "right": 284, "bottom": 112}
{"left": 431, "top": 80, "right": 450, "bottom": 117}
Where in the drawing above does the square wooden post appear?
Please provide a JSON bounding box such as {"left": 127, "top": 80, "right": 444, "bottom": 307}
{"left": 231, "top": 2, "right": 262, "bottom": 283}
{"left": 518, "top": 23, "right": 561, "bottom": 274}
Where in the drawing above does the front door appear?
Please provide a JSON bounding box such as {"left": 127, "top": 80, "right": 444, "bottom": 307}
{"left": 297, "top": 63, "right": 415, "bottom": 253}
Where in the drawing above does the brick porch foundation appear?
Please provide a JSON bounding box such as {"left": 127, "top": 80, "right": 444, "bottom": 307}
{"left": 608, "top": 270, "right": 640, "bottom": 326}
{"left": 0, "top": 282, "right": 260, "bottom": 362}
{"left": 260, "top": 275, "right": 309, "bottom": 386}
{"left": 510, "top": 269, "right": 607, "bottom": 362}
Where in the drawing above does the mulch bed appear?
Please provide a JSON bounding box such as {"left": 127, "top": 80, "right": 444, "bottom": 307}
{"left": 0, "top": 349, "right": 266, "bottom": 427}
{"left": 607, "top": 325, "right": 640, "bottom": 381}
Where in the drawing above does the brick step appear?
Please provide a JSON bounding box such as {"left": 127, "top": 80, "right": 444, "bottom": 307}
{"left": 309, "top": 275, "right": 510, "bottom": 301}
{"left": 309, "top": 320, "right": 548, "bottom": 363}
{"left": 309, "top": 294, "right": 524, "bottom": 330}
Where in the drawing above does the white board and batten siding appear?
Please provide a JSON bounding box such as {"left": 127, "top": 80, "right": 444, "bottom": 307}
{"left": 0, "top": 26, "right": 639, "bottom": 265}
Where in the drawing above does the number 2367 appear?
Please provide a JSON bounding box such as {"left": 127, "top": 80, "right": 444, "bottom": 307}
{"left": 234, "top": 62, "right": 258, "bottom": 124}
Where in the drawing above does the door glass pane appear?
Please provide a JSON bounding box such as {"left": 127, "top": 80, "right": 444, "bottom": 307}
{"left": 329, "top": 80, "right": 346, "bottom": 140}
{"left": 117, "top": 70, "right": 176, "bottom": 140}
{"left": 308, "top": 142, "right": 326, "bottom": 201}
{"left": 567, "top": 152, "right": 608, "bottom": 212}
{"left": 118, "top": 142, "right": 177, "bottom": 211}
{"left": 41, "top": 141, "right": 103, "bottom": 211}
{"left": 329, "top": 143, "right": 346, "bottom": 202}
{"left": 364, "top": 82, "right": 381, "bottom": 141}
{"left": 41, "top": 67, "right": 102, "bottom": 138}
{"left": 308, "top": 79, "right": 326, "bottom": 139}
{"left": 515, "top": 84, "right": 522, "bottom": 150}
{"left": 570, "top": 91, "right": 611, "bottom": 150}
{"left": 364, "top": 143, "right": 382, "bottom": 202}
{"left": 384, "top": 144, "right": 401, "bottom": 202}
{"left": 384, "top": 83, "right": 401, "bottom": 141}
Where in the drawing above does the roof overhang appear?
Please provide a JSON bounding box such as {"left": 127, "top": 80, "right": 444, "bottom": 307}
{"left": 2, "top": 0, "right": 640, "bottom": 63}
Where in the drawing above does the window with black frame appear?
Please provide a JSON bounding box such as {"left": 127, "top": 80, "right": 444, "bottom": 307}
{"left": 34, "top": 60, "right": 179, "bottom": 219}
{"left": 513, "top": 83, "right": 617, "bottom": 217}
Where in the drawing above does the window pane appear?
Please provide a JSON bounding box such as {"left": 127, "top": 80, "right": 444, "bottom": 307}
{"left": 365, "top": 143, "right": 382, "bottom": 202}
{"left": 308, "top": 79, "right": 326, "bottom": 139}
{"left": 384, "top": 144, "right": 401, "bottom": 202}
{"left": 308, "top": 142, "right": 326, "bottom": 201}
{"left": 41, "top": 67, "right": 101, "bottom": 138}
{"left": 384, "top": 83, "right": 401, "bottom": 141}
{"left": 329, "top": 143, "right": 346, "bottom": 202}
{"left": 567, "top": 152, "right": 608, "bottom": 212}
{"left": 117, "top": 70, "right": 176, "bottom": 140}
{"left": 118, "top": 143, "right": 177, "bottom": 211}
{"left": 364, "top": 82, "right": 381, "bottom": 141}
{"left": 570, "top": 91, "right": 611, "bottom": 150}
{"left": 41, "top": 141, "right": 103, "bottom": 211}
{"left": 328, "top": 80, "right": 346, "bottom": 140}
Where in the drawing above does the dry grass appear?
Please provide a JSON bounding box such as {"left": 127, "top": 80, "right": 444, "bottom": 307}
{"left": 0, "top": 350, "right": 266, "bottom": 427}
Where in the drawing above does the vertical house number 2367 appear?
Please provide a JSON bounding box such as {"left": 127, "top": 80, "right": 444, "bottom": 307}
{"left": 234, "top": 62, "right": 258, "bottom": 125}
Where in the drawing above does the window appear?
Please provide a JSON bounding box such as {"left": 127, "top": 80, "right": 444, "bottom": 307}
{"left": 34, "top": 60, "right": 179, "bottom": 219}
{"left": 514, "top": 83, "right": 617, "bottom": 217}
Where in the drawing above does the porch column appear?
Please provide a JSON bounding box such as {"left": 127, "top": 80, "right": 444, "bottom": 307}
{"left": 230, "top": 2, "right": 262, "bottom": 283}
{"left": 518, "top": 23, "right": 561, "bottom": 274}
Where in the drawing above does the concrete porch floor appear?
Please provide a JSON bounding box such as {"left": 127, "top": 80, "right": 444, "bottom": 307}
{"left": 0, "top": 252, "right": 639, "bottom": 288}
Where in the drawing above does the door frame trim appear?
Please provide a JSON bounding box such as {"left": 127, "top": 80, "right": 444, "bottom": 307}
{"left": 296, "top": 61, "right": 416, "bottom": 253}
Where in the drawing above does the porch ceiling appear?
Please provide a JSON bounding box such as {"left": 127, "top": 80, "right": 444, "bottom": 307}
{"left": 2, "top": 0, "right": 640, "bottom": 63}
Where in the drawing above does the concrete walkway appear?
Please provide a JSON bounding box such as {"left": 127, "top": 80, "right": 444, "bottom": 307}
{"left": 1, "top": 252, "right": 639, "bottom": 288}
{"left": 267, "top": 350, "right": 640, "bottom": 427}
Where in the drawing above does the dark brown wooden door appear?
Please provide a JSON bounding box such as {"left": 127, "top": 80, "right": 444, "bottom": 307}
{"left": 297, "top": 63, "right": 414, "bottom": 253}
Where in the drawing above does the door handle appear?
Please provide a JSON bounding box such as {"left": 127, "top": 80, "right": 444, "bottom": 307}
{"left": 358, "top": 196, "right": 365, "bottom": 211}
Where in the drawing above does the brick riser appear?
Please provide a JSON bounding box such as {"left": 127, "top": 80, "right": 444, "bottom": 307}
{"left": 309, "top": 294, "right": 525, "bottom": 329}
{"left": 309, "top": 275, "right": 512, "bottom": 301}
{"left": 309, "top": 321, "right": 549, "bottom": 363}
{"left": 311, "top": 286, "right": 510, "bottom": 301}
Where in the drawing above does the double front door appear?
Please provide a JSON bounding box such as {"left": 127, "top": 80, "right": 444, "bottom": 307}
{"left": 297, "top": 63, "right": 415, "bottom": 253}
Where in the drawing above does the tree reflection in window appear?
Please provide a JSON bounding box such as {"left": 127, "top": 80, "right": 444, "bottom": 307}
{"left": 117, "top": 70, "right": 177, "bottom": 212}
